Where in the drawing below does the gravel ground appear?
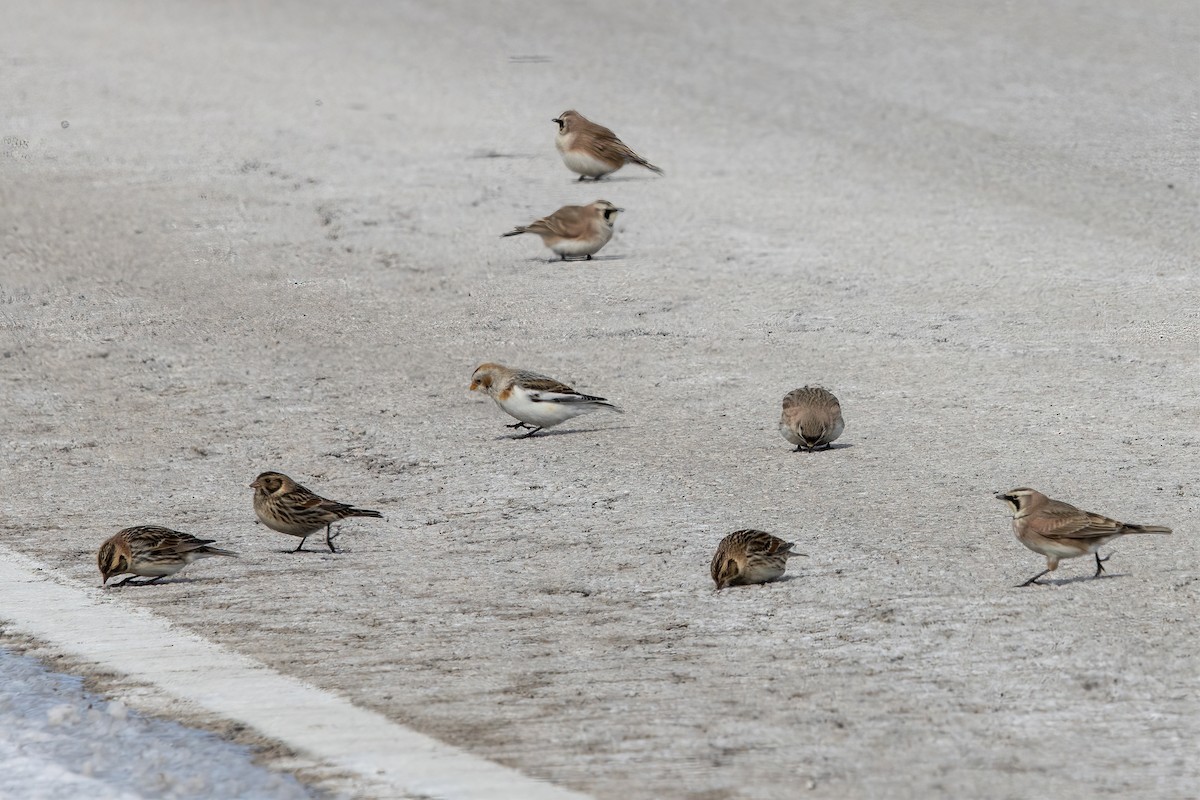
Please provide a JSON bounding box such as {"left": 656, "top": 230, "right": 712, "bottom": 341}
{"left": 2, "top": 1, "right": 1197, "bottom": 798}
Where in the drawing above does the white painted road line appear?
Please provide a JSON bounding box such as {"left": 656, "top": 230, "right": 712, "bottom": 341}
{"left": 0, "top": 547, "right": 591, "bottom": 800}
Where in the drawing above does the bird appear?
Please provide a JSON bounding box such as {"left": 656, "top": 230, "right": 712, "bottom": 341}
{"left": 995, "top": 488, "right": 1172, "bottom": 586}
{"left": 469, "top": 362, "right": 621, "bottom": 438}
{"left": 552, "top": 110, "right": 663, "bottom": 180}
{"left": 780, "top": 386, "right": 844, "bottom": 451}
{"left": 710, "top": 529, "right": 806, "bottom": 590}
{"left": 250, "top": 471, "right": 383, "bottom": 553}
{"left": 501, "top": 200, "right": 622, "bottom": 261}
{"left": 97, "top": 526, "right": 237, "bottom": 587}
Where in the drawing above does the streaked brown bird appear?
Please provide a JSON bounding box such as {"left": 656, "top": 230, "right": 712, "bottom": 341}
{"left": 995, "top": 487, "right": 1172, "bottom": 586}
{"left": 710, "top": 529, "right": 806, "bottom": 590}
{"left": 250, "top": 471, "right": 383, "bottom": 553}
{"left": 98, "top": 526, "right": 237, "bottom": 587}
{"left": 501, "top": 200, "right": 622, "bottom": 261}
{"left": 779, "top": 386, "right": 844, "bottom": 452}
{"left": 553, "top": 109, "right": 663, "bottom": 180}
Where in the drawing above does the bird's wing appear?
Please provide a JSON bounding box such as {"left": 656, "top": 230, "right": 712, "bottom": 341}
{"left": 514, "top": 373, "right": 578, "bottom": 395}
{"left": 577, "top": 123, "right": 641, "bottom": 162}
{"left": 748, "top": 533, "right": 794, "bottom": 556}
{"left": 1037, "top": 503, "right": 1125, "bottom": 540}
{"left": 142, "top": 529, "right": 215, "bottom": 555}
{"left": 525, "top": 206, "right": 589, "bottom": 239}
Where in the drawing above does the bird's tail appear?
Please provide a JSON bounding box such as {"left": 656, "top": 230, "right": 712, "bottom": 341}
{"left": 1126, "top": 523, "right": 1172, "bottom": 534}
{"left": 579, "top": 397, "right": 623, "bottom": 414}
{"left": 347, "top": 508, "right": 384, "bottom": 519}
{"left": 501, "top": 227, "right": 527, "bottom": 238}
{"left": 628, "top": 153, "right": 664, "bottom": 175}
{"left": 200, "top": 546, "right": 238, "bottom": 558}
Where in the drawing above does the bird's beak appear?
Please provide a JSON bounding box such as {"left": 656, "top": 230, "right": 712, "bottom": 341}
{"left": 994, "top": 492, "right": 1009, "bottom": 501}
{"left": 551, "top": 118, "right": 561, "bottom": 124}
{"left": 616, "top": 208, "right": 625, "bottom": 212}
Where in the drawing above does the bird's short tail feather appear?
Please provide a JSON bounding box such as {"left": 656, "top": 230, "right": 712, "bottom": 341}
{"left": 202, "top": 546, "right": 238, "bottom": 558}
{"left": 348, "top": 508, "right": 384, "bottom": 519}
{"left": 630, "top": 155, "right": 664, "bottom": 175}
{"left": 1127, "top": 524, "right": 1172, "bottom": 534}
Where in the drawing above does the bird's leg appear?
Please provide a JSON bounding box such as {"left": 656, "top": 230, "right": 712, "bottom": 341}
{"left": 140, "top": 576, "right": 166, "bottom": 585}
{"left": 325, "top": 523, "right": 340, "bottom": 554}
{"left": 794, "top": 444, "right": 803, "bottom": 452}
{"left": 518, "top": 426, "right": 544, "bottom": 439}
{"left": 1094, "top": 552, "right": 1112, "bottom": 577}
{"left": 505, "top": 421, "right": 532, "bottom": 429}
{"left": 114, "top": 575, "right": 138, "bottom": 587}
{"left": 585, "top": 254, "right": 592, "bottom": 260}
{"left": 291, "top": 536, "right": 308, "bottom": 553}
{"left": 1018, "top": 569, "right": 1051, "bottom": 587}
{"left": 577, "top": 174, "right": 586, "bottom": 182}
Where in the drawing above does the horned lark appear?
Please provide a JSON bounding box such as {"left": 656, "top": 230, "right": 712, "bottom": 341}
{"left": 469, "top": 362, "right": 621, "bottom": 438}
{"left": 250, "top": 471, "right": 383, "bottom": 553}
{"left": 502, "top": 200, "right": 622, "bottom": 261}
{"left": 996, "top": 488, "right": 1172, "bottom": 586}
{"left": 780, "top": 386, "right": 844, "bottom": 451}
{"left": 710, "top": 529, "right": 806, "bottom": 590}
{"left": 552, "top": 110, "right": 663, "bottom": 180}
{"left": 98, "top": 526, "right": 237, "bottom": 587}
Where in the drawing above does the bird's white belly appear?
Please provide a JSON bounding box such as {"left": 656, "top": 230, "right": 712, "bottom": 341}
{"left": 741, "top": 562, "right": 786, "bottom": 584}
{"left": 497, "top": 390, "right": 590, "bottom": 427}
{"left": 549, "top": 227, "right": 612, "bottom": 257}
{"left": 558, "top": 146, "right": 618, "bottom": 178}
{"left": 133, "top": 560, "right": 186, "bottom": 577}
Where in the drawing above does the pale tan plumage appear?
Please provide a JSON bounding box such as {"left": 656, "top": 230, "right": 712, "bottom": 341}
{"left": 501, "top": 200, "right": 622, "bottom": 261}
{"left": 710, "top": 529, "right": 806, "bottom": 590}
{"left": 98, "top": 526, "right": 237, "bottom": 587}
{"left": 553, "top": 110, "right": 663, "bottom": 180}
{"left": 251, "top": 471, "right": 383, "bottom": 553}
{"left": 780, "top": 386, "right": 844, "bottom": 451}
{"left": 469, "top": 362, "right": 621, "bottom": 437}
{"left": 996, "top": 488, "right": 1172, "bottom": 586}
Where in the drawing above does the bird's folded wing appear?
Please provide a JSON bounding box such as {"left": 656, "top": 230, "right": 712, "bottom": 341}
{"left": 1040, "top": 507, "right": 1124, "bottom": 539}
{"left": 580, "top": 133, "right": 637, "bottom": 163}
{"left": 526, "top": 208, "right": 587, "bottom": 238}
{"left": 527, "top": 389, "right": 601, "bottom": 404}
{"left": 149, "top": 532, "right": 211, "bottom": 554}
{"left": 516, "top": 375, "right": 578, "bottom": 394}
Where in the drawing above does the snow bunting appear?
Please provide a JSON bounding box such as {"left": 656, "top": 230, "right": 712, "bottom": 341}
{"left": 711, "top": 529, "right": 806, "bottom": 590}
{"left": 250, "top": 471, "right": 383, "bottom": 553}
{"left": 98, "top": 526, "right": 237, "bottom": 587}
{"left": 552, "top": 110, "right": 663, "bottom": 180}
{"left": 502, "top": 200, "right": 622, "bottom": 261}
{"left": 996, "top": 488, "right": 1172, "bottom": 586}
{"left": 469, "top": 362, "right": 621, "bottom": 437}
{"left": 780, "top": 386, "right": 844, "bottom": 451}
